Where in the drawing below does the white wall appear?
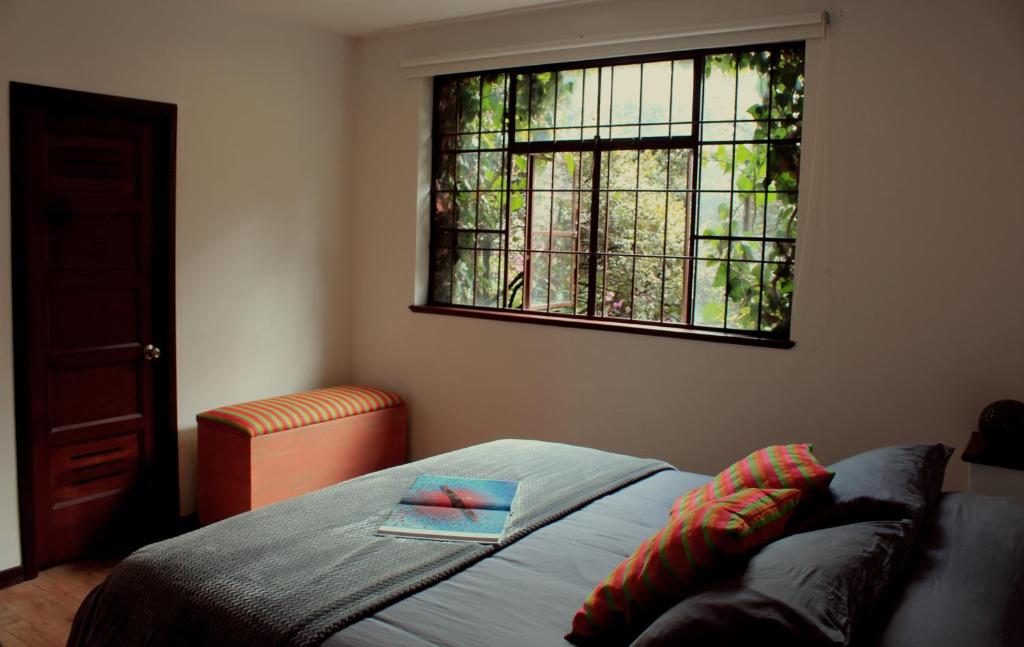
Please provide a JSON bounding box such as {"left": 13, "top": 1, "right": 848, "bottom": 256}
{"left": 0, "top": 0, "right": 353, "bottom": 570}
{"left": 349, "top": 0, "right": 1024, "bottom": 493}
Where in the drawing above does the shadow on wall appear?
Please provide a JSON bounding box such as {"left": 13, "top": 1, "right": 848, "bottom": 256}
{"left": 177, "top": 425, "right": 198, "bottom": 517}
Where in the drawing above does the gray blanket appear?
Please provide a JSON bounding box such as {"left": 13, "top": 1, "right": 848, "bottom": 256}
{"left": 69, "top": 439, "right": 670, "bottom": 647}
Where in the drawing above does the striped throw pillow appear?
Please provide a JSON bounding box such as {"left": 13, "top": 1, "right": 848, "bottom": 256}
{"left": 671, "top": 444, "right": 833, "bottom": 519}
{"left": 567, "top": 487, "right": 802, "bottom": 644}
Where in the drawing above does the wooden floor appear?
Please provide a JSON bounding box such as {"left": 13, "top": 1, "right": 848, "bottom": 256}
{"left": 0, "top": 559, "right": 117, "bottom": 647}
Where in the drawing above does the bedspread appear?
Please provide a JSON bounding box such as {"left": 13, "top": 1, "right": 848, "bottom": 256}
{"left": 68, "top": 439, "right": 670, "bottom": 647}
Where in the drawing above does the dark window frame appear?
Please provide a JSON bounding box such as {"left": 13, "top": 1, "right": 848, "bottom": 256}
{"left": 421, "top": 42, "right": 804, "bottom": 347}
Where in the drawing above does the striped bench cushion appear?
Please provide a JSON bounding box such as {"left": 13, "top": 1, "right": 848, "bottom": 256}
{"left": 197, "top": 385, "right": 403, "bottom": 437}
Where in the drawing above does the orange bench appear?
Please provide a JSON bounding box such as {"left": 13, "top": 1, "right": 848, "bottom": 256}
{"left": 196, "top": 385, "right": 407, "bottom": 525}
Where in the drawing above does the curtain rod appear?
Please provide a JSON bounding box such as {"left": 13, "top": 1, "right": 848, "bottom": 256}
{"left": 400, "top": 11, "right": 828, "bottom": 78}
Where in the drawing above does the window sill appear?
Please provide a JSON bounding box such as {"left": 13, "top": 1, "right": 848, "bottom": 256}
{"left": 408, "top": 305, "right": 795, "bottom": 349}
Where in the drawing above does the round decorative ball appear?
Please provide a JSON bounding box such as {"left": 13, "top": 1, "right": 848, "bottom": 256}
{"left": 978, "top": 400, "right": 1024, "bottom": 445}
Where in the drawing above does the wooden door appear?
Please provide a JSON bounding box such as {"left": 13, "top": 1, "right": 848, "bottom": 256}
{"left": 11, "top": 83, "right": 178, "bottom": 576}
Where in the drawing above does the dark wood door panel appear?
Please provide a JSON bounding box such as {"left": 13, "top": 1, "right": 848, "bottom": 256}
{"left": 47, "top": 209, "right": 141, "bottom": 270}
{"left": 49, "top": 289, "right": 140, "bottom": 350}
{"left": 50, "top": 414, "right": 145, "bottom": 448}
{"left": 47, "top": 270, "right": 142, "bottom": 292}
{"left": 50, "top": 487, "right": 138, "bottom": 564}
{"left": 49, "top": 362, "right": 142, "bottom": 429}
{"left": 12, "top": 82, "right": 178, "bottom": 575}
{"left": 45, "top": 112, "right": 147, "bottom": 141}
{"left": 45, "top": 133, "right": 139, "bottom": 196}
{"left": 50, "top": 434, "right": 140, "bottom": 504}
{"left": 48, "top": 341, "right": 141, "bottom": 364}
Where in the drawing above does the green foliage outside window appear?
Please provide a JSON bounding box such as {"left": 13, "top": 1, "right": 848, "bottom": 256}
{"left": 430, "top": 44, "right": 805, "bottom": 339}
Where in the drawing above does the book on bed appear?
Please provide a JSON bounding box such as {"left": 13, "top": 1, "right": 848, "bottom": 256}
{"left": 377, "top": 475, "right": 519, "bottom": 544}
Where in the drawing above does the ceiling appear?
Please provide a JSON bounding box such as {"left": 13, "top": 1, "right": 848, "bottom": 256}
{"left": 216, "top": 0, "right": 594, "bottom": 36}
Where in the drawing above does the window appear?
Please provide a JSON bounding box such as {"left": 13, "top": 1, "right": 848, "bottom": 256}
{"left": 425, "top": 43, "right": 804, "bottom": 344}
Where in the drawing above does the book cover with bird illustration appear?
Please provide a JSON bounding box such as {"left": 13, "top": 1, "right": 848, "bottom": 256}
{"left": 377, "top": 475, "right": 519, "bottom": 543}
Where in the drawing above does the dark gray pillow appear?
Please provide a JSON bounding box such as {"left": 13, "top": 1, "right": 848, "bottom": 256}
{"left": 631, "top": 520, "right": 913, "bottom": 647}
{"left": 630, "top": 445, "right": 952, "bottom": 646}
{"left": 794, "top": 444, "right": 953, "bottom": 531}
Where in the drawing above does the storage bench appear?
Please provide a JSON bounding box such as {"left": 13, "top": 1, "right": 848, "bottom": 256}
{"left": 196, "top": 385, "right": 406, "bottom": 525}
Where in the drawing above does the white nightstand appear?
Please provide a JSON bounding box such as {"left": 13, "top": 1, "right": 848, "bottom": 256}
{"left": 963, "top": 432, "right": 1024, "bottom": 500}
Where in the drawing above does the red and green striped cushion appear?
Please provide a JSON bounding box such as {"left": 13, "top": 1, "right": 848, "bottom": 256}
{"left": 196, "top": 385, "right": 403, "bottom": 437}
{"left": 567, "top": 487, "right": 802, "bottom": 643}
{"left": 671, "top": 444, "right": 833, "bottom": 519}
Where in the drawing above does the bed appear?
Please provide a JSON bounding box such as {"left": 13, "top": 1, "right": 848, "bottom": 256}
{"left": 68, "top": 439, "right": 1024, "bottom": 646}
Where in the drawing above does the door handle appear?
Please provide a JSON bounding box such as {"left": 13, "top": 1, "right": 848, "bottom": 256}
{"left": 143, "top": 344, "right": 162, "bottom": 361}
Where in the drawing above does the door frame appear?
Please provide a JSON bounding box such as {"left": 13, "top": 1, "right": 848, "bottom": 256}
{"left": 10, "top": 82, "right": 179, "bottom": 579}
